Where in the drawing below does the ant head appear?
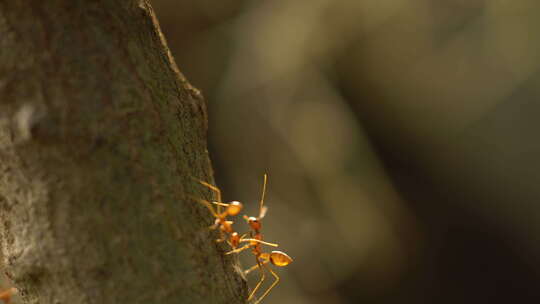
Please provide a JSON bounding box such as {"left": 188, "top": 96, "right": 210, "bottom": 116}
{"left": 269, "top": 251, "right": 293, "bottom": 267}
{"left": 227, "top": 201, "right": 243, "bottom": 216}
{"left": 245, "top": 216, "right": 261, "bottom": 231}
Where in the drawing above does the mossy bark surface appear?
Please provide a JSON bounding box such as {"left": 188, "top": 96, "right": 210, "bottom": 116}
{"left": 0, "top": 1, "right": 246, "bottom": 303}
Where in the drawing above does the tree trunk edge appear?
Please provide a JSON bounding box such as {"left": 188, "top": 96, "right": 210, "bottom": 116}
{"left": 0, "top": 1, "right": 247, "bottom": 303}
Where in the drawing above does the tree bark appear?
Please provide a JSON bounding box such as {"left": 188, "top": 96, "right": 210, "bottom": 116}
{"left": 0, "top": 1, "right": 246, "bottom": 303}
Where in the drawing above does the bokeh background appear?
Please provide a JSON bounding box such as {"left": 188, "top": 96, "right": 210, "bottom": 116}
{"left": 153, "top": 1, "right": 540, "bottom": 303}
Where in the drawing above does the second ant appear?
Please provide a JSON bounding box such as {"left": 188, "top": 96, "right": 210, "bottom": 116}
{"left": 225, "top": 174, "right": 293, "bottom": 304}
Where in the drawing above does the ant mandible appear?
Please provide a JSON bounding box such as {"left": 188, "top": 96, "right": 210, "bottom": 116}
{"left": 225, "top": 174, "right": 293, "bottom": 304}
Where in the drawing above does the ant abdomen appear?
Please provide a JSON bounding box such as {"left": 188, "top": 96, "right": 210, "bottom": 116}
{"left": 269, "top": 251, "right": 293, "bottom": 267}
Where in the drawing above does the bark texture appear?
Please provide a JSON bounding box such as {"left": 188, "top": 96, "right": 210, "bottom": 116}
{"left": 0, "top": 1, "right": 246, "bottom": 303}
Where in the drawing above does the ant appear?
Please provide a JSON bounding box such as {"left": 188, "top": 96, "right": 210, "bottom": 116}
{"left": 193, "top": 179, "right": 277, "bottom": 251}
{"left": 0, "top": 287, "right": 17, "bottom": 304}
{"left": 225, "top": 174, "right": 293, "bottom": 304}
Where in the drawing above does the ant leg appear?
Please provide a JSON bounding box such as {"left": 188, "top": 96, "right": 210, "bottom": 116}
{"left": 239, "top": 238, "right": 279, "bottom": 247}
{"left": 209, "top": 222, "right": 219, "bottom": 230}
{"left": 190, "top": 196, "right": 218, "bottom": 218}
{"left": 197, "top": 180, "right": 223, "bottom": 213}
{"left": 211, "top": 202, "right": 230, "bottom": 207}
{"left": 216, "top": 230, "right": 226, "bottom": 243}
{"left": 253, "top": 263, "right": 279, "bottom": 304}
{"left": 225, "top": 244, "right": 251, "bottom": 255}
{"left": 248, "top": 258, "right": 265, "bottom": 301}
{"left": 244, "top": 259, "right": 269, "bottom": 275}
{"left": 189, "top": 196, "right": 224, "bottom": 242}
{"left": 227, "top": 239, "right": 277, "bottom": 255}
{"left": 211, "top": 201, "right": 232, "bottom": 218}
{"left": 198, "top": 180, "right": 222, "bottom": 202}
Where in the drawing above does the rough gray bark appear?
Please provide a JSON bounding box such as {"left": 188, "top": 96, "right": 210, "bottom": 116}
{"left": 0, "top": 1, "right": 246, "bottom": 303}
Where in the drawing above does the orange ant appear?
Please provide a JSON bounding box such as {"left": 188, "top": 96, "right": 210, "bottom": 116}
{"left": 225, "top": 174, "right": 293, "bottom": 304}
{"left": 0, "top": 287, "right": 17, "bottom": 304}
{"left": 193, "top": 179, "right": 278, "bottom": 251}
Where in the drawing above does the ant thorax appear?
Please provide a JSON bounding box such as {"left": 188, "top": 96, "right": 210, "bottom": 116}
{"left": 221, "top": 220, "right": 234, "bottom": 233}
{"left": 230, "top": 232, "right": 241, "bottom": 247}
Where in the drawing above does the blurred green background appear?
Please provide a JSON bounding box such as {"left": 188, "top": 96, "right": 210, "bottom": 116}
{"left": 153, "top": 1, "right": 540, "bottom": 303}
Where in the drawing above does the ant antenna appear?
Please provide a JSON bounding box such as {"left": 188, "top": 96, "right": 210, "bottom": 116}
{"left": 259, "top": 174, "right": 268, "bottom": 219}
